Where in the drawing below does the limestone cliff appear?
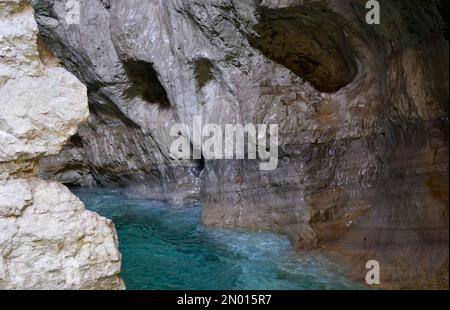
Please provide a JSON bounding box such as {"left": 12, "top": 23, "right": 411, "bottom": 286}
{"left": 33, "top": 0, "right": 448, "bottom": 289}
{"left": 0, "top": 0, "right": 124, "bottom": 289}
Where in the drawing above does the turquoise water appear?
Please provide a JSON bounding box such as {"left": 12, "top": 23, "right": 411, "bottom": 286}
{"left": 72, "top": 187, "right": 361, "bottom": 290}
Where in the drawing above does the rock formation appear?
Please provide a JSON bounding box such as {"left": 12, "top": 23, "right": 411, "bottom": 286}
{"left": 32, "top": 0, "right": 202, "bottom": 204}
{"left": 0, "top": 0, "right": 124, "bottom": 289}
{"left": 32, "top": 0, "right": 448, "bottom": 289}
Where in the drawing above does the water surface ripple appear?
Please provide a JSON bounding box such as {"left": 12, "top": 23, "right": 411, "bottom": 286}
{"left": 72, "top": 187, "right": 362, "bottom": 290}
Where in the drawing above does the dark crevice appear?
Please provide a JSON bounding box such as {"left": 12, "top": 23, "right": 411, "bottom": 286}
{"left": 99, "top": 0, "right": 111, "bottom": 10}
{"left": 194, "top": 58, "right": 214, "bottom": 89}
{"left": 122, "top": 60, "right": 171, "bottom": 108}
{"left": 197, "top": 154, "right": 205, "bottom": 172}
{"left": 68, "top": 133, "right": 84, "bottom": 148}
{"left": 31, "top": 0, "right": 59, "bottom": 20}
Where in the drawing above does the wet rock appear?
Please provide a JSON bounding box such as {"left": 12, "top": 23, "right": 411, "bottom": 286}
{"left": 33, "top": 0, "right": 448, "bottom": 289}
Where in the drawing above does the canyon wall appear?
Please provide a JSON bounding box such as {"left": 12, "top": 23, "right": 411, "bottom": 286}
{"left": 0, "top": 0, "right": 124, "bottom": 289}
{"left": 33, "top": 0, "right": 448, "bottom": 289}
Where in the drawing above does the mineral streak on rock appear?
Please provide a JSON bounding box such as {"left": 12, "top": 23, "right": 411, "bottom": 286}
{"left": 0, "top": 0, "right": 124, "bottom": 289}
{"left": 32, "top": 0, "right": 448, "bottom": 289}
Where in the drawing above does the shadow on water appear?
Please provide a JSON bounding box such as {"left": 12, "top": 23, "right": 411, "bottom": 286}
{"left": 71, "top": 187, "right": 364, "bottom": 290}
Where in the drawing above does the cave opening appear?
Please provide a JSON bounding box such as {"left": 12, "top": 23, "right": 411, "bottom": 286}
{"left": 123, "top": 59, "right": 171, "bottom": 107}
{"left": 248, "top": 5, "right": 358, "bottom": 93}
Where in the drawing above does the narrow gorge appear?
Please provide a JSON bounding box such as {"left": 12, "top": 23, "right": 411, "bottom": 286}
{"left": 1, "top": 0, "right": 448, "bottom": 290}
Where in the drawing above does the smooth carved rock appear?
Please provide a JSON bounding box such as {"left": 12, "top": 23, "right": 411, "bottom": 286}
{"left": 33, "top": 0, "right": 448, "bottom": 289}
{"left": 249, "top": 5, "right": 358, "bottom": 93}
{"left": 32, "top": 0, "right": 201, "bottom": 197}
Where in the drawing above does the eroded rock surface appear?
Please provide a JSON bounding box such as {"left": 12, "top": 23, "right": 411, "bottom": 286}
{"left": 32, "top": 0, "right": 201, "bottom": 203}
{"left": 0, "top": 0, "right": 124, "bottom": 289}
{"left": 0, "top": 178, "right": 123, "bottom": 289}
{"left": 33, "top": 0, "right": 448, "bottom": 289}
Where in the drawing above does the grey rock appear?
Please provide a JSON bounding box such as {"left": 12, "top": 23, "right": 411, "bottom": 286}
{"left": 34, "top": 0, "right": 448, "bottom": 289}
{"left": 33, "top": 0, "right": 201, "bottom": 202}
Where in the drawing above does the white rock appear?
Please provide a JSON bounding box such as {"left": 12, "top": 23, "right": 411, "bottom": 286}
{"left": 0, "top": 178, "right": 124, "bottom": 290}
{"left": 0, "top": 67, "right": 88, "bottom": 162}
{"left": 0, "top": 0, "right": 88, "bottom": 165}
{"left": 0, "top": 0, "right": 124, "bottom": 289}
